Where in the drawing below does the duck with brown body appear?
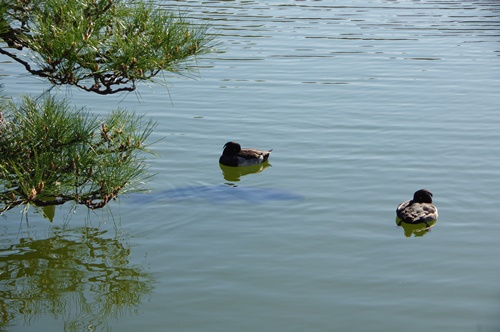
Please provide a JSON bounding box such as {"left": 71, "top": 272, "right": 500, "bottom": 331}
{"left": 219, "top": 141, "right": 272, "bottom": 167}
{"left": 396, "top": 189, "right": 438, "bottom": 224}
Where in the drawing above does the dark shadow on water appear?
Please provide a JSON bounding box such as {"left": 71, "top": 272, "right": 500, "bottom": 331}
{"left": 127, "top": 184, "right": 304, "bottom": 205}
{"left": 396, "top": 217, "right": 437, "bottom": 238}
{"left": 219, "top": 162, "right": 271, "bottom": 182}
{"left": 0, "top": 226, "right": 154, "bottom": 331}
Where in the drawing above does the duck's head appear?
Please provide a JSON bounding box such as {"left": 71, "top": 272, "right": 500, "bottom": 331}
{"left": 413, "top": 189, "right": 433, "bottom": 204}
{"left": 222, "top": 141, "right": 241, "bottom": 156}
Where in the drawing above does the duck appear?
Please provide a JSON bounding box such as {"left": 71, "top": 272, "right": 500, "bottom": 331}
{"left": 396, "top": 189, "right": 438, "bottom": 224}
{"left": 219, "top": 141, "right": 272, "bottom": 167}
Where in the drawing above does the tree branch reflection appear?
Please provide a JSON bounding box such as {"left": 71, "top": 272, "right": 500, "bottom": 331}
{"left": 0, "top": 226, "right": 154, "bottom": 331}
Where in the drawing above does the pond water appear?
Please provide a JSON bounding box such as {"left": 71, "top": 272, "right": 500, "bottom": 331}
{"left": 1, "top": 0, "right": 500, "bottom": 331}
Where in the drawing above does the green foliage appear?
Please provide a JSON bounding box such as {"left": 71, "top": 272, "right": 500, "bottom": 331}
{"left": 0, "top": 0, "right": 215, "bottom": 93}
{"left": 0, "top": 227, "right": 154, "bottom": 329}
{"left": 0, "top": 0, "right": 216, "bottom": 216}
{"left": 0, "top": 95, "right": 157, "bottom": 214}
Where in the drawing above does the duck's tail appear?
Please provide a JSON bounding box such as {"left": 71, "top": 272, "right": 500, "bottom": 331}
{"left": 263, "top": 150, "right": 272, "bottom": 162}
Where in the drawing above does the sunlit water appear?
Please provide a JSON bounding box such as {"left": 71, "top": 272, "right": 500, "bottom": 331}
{"left": 1, "top": 0, "right": 500, "bottom": 331}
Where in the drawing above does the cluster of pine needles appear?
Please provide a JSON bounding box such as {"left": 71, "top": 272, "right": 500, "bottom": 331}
{"left": 0, "top": 95, "right": 156, "bottom": 216}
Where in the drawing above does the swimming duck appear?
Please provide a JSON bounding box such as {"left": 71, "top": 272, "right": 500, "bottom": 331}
{"left": 396, "top": 189, "right": 438, "bottom": 223}
{"left": 219, "top": 141, "right": 272, "bottom": 167}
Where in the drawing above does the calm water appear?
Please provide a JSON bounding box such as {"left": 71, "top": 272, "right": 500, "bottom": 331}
{"left": 1, "top": 0, "right": 500, "bottom": 331}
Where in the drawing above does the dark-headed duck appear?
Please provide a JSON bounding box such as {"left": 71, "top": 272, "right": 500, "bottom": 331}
{"left": 219, "top": 141, "right": 272, "bottom": 167}
{"left": 396, "top": 189, "right": 438, "bottom": 223}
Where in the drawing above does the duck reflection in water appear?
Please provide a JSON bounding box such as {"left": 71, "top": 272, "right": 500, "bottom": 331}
{"left": 396, "top": 189, "right": 438, "bottom": 237}
{"left": 396, "top": 218, "right": 437, "bottom": 237}
{"left": 219, "top": 162, "right": 271, "bottom": 182}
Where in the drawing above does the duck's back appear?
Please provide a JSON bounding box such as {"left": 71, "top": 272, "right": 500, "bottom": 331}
{"left": 397, "top": 200, "right": 438, "bottom": 223}
{"left": 240, "top": 148, "right": 271, "bottom": 163}
{"left": 220, "top": 148, "right": 271, "bottom": 167}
